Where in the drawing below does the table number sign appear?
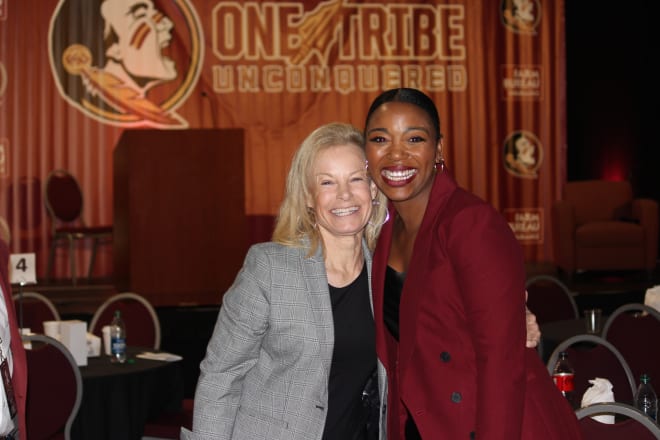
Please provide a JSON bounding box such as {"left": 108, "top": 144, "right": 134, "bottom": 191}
{"left": 9, "top": 253, "right": 36, "bottom": 285}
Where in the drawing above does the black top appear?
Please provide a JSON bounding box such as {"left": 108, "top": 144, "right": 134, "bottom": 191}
{"left": 384, "top": 265, "right": 406, "bottom": 341}
{"left": 323, "top": 264, "right": 376, "bottom": 440}
{"left": 384, "top": 266, "right": 421, "bottom": 440}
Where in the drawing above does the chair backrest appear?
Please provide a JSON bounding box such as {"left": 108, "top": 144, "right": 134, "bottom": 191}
{"left": 602, "top": 303, "right": 660, "bottom": 382}
{"left": 575, "top": 402, "right": 660, "bottom": 439}
{"left": 564, "top": 180, "right": 633, "bottom": 226}
{"left": 546, "top": 334, "right": 637, "bottom": 404}
{"left": 12, "top": 291, "right": 61, "bottom": 334}
{"left": 22, "top": 334, "right": 82, "bottom": 440}
{"left": 525, "top": 274, "right": 580, "bottom": 324}
{"left": 89, "top": 292, "right": 161, "bottom": 350}
{"left": 44, "top": 169, "right": 84, "bottom": 227}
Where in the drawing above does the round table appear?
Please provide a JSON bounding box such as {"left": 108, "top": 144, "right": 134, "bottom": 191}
{"left": 71, "top": 346, "right": 184, "bottom": 440}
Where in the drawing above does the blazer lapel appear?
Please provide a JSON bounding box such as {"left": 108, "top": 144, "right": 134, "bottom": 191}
{"left": 362, "top": 240, "right": 374, "bottom": 316}
{"left": 398, "top": 171, "right": 456, "bottom": 376}
{"left": 300, "top": 240, "right": 374, "bottom": 380}
{"left": 372, "top": 205, "right": 395, "bottom": 369}
{"left": 301, "top": 246, "right": 334, "bottom": 375}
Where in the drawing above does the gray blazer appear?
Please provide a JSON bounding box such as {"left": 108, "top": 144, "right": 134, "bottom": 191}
{"left": 181, "top": 241, "right": 387, "bottom": 440}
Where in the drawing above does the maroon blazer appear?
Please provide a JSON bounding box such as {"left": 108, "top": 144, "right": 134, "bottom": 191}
{"left": 0, "top": 240, "right": 27, "bottom": 440}
{"left": 371, "top": 171, "right": 582, "bottom": 439}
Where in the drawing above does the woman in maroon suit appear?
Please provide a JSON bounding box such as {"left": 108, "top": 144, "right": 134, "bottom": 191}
{"left": 363, "top": 88, "right": 582, "bottom": 439}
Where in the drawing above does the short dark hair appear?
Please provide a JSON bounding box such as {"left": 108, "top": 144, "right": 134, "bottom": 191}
{"left": 364, "top": 88, "right": 442, "bottom": 142}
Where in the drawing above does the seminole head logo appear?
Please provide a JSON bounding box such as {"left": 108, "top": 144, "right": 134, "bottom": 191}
{"left": 49, "top": 0, "right": 203, "bottom": 128}
{"left": 503, "top": 130, "right": 543, "bottom": 178}
{"left": 501, "top": 0, "right": 541, "bottom": 35}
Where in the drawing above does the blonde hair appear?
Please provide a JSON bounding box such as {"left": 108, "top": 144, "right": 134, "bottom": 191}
{"left": 272, "top": 122, "right": 388, "bottom": 255}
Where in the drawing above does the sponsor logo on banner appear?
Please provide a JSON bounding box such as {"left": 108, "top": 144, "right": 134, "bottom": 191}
{"left": 0, "top": 0, "right": 6, "bottom": 21}
{"left": 504, "top": 208, "right": 543, "bottom": 244}
{"left": 500, "top": 0, "right": 541, "bottom": 35}
{"left": 0, "top": 138, "right": 8, "bottom": 178}
{"left": 48, "top": 0, "right": 204, "bottom": 128}
{"left": 503, "top": 130, "right": 542, "bottom": 178}
{"left": 0, "top": 62, "right": 6, "bottom": 104}
{"left": 501, "top": 65, "right": 542, "bottom": 100}
{"left": 210, "top": 1, "right": 469, "bottom": 94}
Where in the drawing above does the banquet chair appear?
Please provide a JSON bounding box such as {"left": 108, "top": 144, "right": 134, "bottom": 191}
{"left": 12, "top": 291, "right": 61, "bottom": 334}
{"left": 525, "top": 274, "right": 579, "bottom": 325}
{"left": 44, "top": 169, "right": 113, "bottom": 285}
{"left": 22, "top": 334, "right": 82, "bottom": 440}
{"left": 575, "top": 402, "right": 660, "bottom": 439}
{"left": 546, "top": 334, "right": 637, "bottom": 405}
{"left": 602, "top": 303, "right": 660, "bottom": 384}
{"left": 89, "top": 292, "right": 161, "bottom": 350}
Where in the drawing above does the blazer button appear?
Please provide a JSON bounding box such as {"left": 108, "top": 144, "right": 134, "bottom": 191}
{"left": 440, "top": 351, "right": 451, "bottom": 362}
{"left": 451, "top": 392, "right": 462, "bottom": 403}
{"left": 469, "top": 432, "right": 476, "bottom": 439}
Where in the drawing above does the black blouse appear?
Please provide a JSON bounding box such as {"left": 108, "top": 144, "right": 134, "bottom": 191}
{"left": 384, "top": 265, "right": 406, "bottom": 341}
{"left": 322, "top": 264, "right": 376, "bottom": 440}
{"left": 384, "top": 265, "right": 421, "bottom": 440}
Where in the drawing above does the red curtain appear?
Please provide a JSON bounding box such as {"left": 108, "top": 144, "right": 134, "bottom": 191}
{"left": 0, "top": 0, "right": 564, "bottom": 279}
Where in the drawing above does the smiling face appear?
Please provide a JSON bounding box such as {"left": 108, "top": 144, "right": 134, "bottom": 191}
{"left": 307, "top": 143, "right": 377, "bottom": 243}
{"left": 364, "top": 101, "right": 442, "bottom": 206}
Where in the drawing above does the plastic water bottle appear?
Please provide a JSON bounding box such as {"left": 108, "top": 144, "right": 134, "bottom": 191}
{"left": 552, "top": 351, "right": 576, "bottom": 408}
{"left": 635, "top": 373, "right": 658, "bottom": 421}
{"left": 109, "top": 310, "right": 127, "bottom": 363}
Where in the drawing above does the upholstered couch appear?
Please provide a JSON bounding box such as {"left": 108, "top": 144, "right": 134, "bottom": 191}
{"left": 551, "top": 180, "right": 658, "bottom": 278}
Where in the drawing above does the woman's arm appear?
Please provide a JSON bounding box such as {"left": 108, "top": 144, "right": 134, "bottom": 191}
{"left": 185, "top": 246, "right": 272, "bottom": 439}
{"left": 452, "top": 204, "right": 528, "bottom": 438}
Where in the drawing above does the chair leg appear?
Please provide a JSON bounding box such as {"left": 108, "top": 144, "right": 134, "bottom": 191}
{"left": 88, "top": 238, "right": 99, "bottom": 280}
{"left": 68, "top": 235, "right": 77, "bottom": 286}
{"left": 46, "top": 240, "right": 57, "bottom": 281}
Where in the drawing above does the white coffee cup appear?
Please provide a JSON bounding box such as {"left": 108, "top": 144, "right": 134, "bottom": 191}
{"left": 102, "top": 325, "right": 111, "bottom": 356}
{"left": 43, "top": 320, "right": 61, "bottom": 340}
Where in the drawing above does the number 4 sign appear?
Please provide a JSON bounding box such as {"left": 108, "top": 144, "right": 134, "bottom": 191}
{"left": 9, "top": 253, "right": 37, "bottom": 285}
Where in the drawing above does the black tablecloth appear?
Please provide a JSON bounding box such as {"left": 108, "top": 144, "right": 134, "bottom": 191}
{"left": 71, "top": 346, "right": 184, "bottom": 440}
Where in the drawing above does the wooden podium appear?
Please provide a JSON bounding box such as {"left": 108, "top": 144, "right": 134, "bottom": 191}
{"left": 113, "top": 129, "right": 247, "bottom": 306}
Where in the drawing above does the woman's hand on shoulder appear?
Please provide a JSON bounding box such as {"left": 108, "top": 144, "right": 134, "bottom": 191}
{"left": 524, "top": 290, "right": 541, "bottom": 348}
